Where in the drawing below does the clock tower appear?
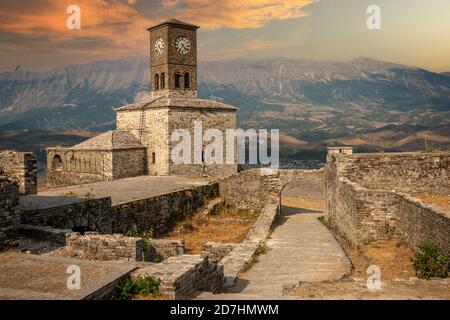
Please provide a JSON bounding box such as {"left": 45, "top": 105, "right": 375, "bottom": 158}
{"left": 148, "top": 19, "right": 199, "bottom": 98}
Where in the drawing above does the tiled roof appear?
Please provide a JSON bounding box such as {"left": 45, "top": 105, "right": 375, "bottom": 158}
{"left": 147, "top": 19, "right": 200, "bottom": 30}
{"left": 114, "top": 97, "right": 238, "bottom": 112}
{"left": 70, "top": 130, "right": 145, "bottom": 150}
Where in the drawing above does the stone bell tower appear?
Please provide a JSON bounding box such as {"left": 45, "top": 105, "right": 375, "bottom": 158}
{"left": 148, "top": 19, "right": 199, "bottom": 98}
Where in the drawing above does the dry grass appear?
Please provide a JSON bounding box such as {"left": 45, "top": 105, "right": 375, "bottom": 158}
{"left": 347, "top": 240, "right": 416, "bottom": 280}
{"left": 411, "top": 193, "right": 450, "bottom": 211}
{"left": 282, "top": 197, "right": 324, "bottom": 211}
{"left": 163, "top": 204, "right": 258, "bottom": 254}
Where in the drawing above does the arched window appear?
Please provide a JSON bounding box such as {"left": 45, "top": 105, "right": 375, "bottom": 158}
{"left": 175, "top": 72, "right": 181, "bottom": 88}
{"left": 151, "top": 152, "right": 156, "bottom": 164}
{"left": 154, "top": 74, "right": 159, "bottom": 90}
{"left": 52, "top": 155, "right": 63, "bottom": 171}
{"left": 184, "top": 72, "right": 190, "bottom": 89}
{"left": 160, "top": 73, "right": 165, "bottom": 89}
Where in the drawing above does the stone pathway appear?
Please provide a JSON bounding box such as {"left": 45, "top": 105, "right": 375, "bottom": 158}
{"left": 226, "top": 208, "right": 351, "bottom": 297}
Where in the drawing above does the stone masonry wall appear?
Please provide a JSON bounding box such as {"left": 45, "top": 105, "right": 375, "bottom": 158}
{"left": 325, "top": 152, "right": 450, "bottom": 253}
{"left": 21, "top": 197, "right": 114, "bottom": 233}
{"left": 336, "top": 152, "right": 450, "bottom": 193}
{"left": 0, "top": 176, "right": 20, "bottom": 250}
{"left": 116, "top": 108, "right": 170, "bottom": 176}
{"left": 168, "top": 107, "right": 238, "bottom": 179}
{"left": 218, "top": 169, "right": 324, "bottom": 211}
{"left": 20, "top": 183, "right": 218, "bottom": 238}
{"left": 132, "top": 255, "right": 224, "bottom": 299}
{"left": 66, "top": 232, "right": 144, "bottom": 261}
{"left": 0, "top": 150, "right": 37, "bottom": 194}
{"left": 47, "top": 149, "right": 113, "bottom": 187}
{"left": 150, "top": 239, "right": 185, "bottom": 259}
{"left": 394, "top": 193, "right": 450, "bottom": 256}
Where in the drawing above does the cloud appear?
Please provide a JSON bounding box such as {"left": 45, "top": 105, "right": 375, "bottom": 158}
{"left": 0, "top": 0, "right": 314, "bottom": 70}
{"left": 163, "top": 0, "right": 315, "bottom": 30}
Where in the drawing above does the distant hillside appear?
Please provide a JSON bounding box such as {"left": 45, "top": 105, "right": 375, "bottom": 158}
{"left": 0, "top": 57, "right": 449, "bottom": 149}
{"left": 327, "top": 123, "right": 450, "bottom": 152}
{"left": 0, "top": 129, "right": 96, "bottom": 166}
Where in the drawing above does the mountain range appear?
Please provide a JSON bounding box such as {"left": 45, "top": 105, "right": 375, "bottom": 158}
{"left": 0, "top": 57, "right": 449, "bottom": 156}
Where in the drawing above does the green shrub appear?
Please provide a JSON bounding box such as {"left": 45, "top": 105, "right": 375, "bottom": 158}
{"left": 115, "top": 276, "right": 161, "bottom": 300}
{"left": 411, "top": 242, "right": 449, "bottom": 280}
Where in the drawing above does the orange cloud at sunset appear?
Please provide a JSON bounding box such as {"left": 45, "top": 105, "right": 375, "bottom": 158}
{"left": 0, "top": 0, "right": 314, "bottom": 70}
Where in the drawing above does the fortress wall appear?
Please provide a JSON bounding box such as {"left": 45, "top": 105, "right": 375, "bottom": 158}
{"left": 0, "top": 176, "right": 20, "bottom": 250}
{"left": 218, "top": 169, "right": 323, "bottom": 211}
{"left": 0, "top": 150, "right": 37, "bottom": 195}
{"left": 336, "top": 152, "right": 450, "bottom": 193}
{"left": 394, "top": 193, "right": 450, "bottom": 256}
{"left": 21, "top": 197, "right": 113, "bottom": 233}
{"left": 111, "top": 183, "right": 219, "bottom": 237}
{"left": 20, "top": 183, "right": 218, "bottom": 238}
{"left": 325, "top": 152, "right": 450, "bottom": 253}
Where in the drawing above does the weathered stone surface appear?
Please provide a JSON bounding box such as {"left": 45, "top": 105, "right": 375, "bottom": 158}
{"left": 150, "top": 239, "right": 185, "bottom": 259}
{"left": 0, "top": 150, "right": 37, "bottom": 195}
{"left": 132, "top": 254, "right": 224, "bottom": 299}
{"left": 19, "top": 182, "right": 218, "bottom": 237}
{"left": 0, "top": 175, "right": 20, "bottom": 250}
{"left": 66, "top": 232, "right": 144, "bottom": 261}
{"left": 325, "top": 151, "right": 450, "bottom": 255}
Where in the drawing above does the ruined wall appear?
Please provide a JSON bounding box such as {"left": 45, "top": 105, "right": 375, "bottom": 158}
{"left": 0, "top": 150, "right": 37, "bottom": 194}
{"left": 66, "top": 232, "right": 144, "bottom": 261}
{"left": 168, "top": 107, "right": 237, "bottom": 179}
{"left": 20, "top": 184, "right": 218, "bottom": 237}
{"left": 150, "top": 239, "right": 185, "bottom": 259}
{"left": 132, "top": 255, "right": 224, "bottom": 299}
{"left": 47, "top": 149, "right": 113, "bottom": 187}
{"left": 0, "top": 176, "right": 20, "bottom": 250}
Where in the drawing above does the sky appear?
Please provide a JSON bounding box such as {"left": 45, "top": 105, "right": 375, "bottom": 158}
{"left": 0, "top": 0, "right": 449, "bottom": 72}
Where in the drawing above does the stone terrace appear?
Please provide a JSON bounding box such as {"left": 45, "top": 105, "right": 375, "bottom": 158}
{"left": 20, "top": 175, "right": 210, "bottom": 209}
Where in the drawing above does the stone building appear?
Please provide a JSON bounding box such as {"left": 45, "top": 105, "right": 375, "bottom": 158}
{"left": 47, "top": 19, "right": 238, "bottom": 187}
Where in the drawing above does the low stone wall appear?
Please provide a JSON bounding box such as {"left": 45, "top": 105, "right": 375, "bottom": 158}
{"left": 0, "top": 150, "right": 37, "bottom": 195}
{"left": 220, "top": 196, "right": 280, "bottom": 287}
{"left": 394, "top": 193, "right": 450, "bottom": 256}
{"left": 66, "top": 232, "right": 144, "bottom": 261}
{"left": 20, "top": 197, "right": 114, "bottom": 233}
{"left": 202, "top": 242, "right": 236, "bottom": 262}
{"left": 132, "top": 255, "right": 224, "bottom": 299}
{"left": 110, "top": 183, "right": 219, "bottom": 236}
{"left": 150, "top": 239, "right": 184, "bottom": 259}
{"left": 17, "top": 224, "right": 71, "bottom": 245}
{"left": 0, "top": 176, "right": 20, "bottom": 250}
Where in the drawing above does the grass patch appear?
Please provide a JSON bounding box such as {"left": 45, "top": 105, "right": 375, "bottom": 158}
{"left": 115, "top": 276, "right": 161, "bottom": 300}
{"left": 412, "top": 242, "right": 449, "bottom": 280}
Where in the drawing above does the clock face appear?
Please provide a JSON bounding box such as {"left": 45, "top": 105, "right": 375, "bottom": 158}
{"left": 175, "top": 36, "right": 191, "bottom": 55}
{"left": 154, "top": 38, "right": 165, "bottom": 56}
